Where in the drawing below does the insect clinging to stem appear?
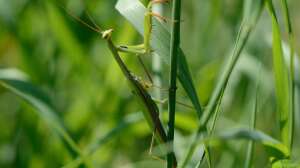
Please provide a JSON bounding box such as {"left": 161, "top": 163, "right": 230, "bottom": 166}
{"left": 64, "top": 1, "right": 178, "bottom": 167}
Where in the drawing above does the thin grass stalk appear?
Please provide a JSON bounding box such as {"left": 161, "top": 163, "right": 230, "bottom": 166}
{"left": 168, "top": 0, "right": 181, "bottom": 167}
{"left": 279, "top": 0, "right": 295, "bottom": 150}
{"left": 244, "top": 63, "right": 262, "bottom": 168}
{"left": 194, "top": 90, "right": 224, "bottom": 168}
{"left": 195, "top": 88, "right": 224, "bottom": 168}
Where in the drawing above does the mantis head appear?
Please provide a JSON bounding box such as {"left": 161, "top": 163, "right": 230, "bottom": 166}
{"left": 102, "top": 29, "right": 114, "bottom": 40}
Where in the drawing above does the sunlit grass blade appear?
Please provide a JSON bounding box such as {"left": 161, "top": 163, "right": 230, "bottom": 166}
{"left": 115, "top": 0, "right": 203, "bottom": 118}
{"left": 0, "top": 69, "right": 84, "bottom": 160}
{"left": 266, "top": 0, "right": 292, "bottom": 152}
{"left": 279, "top": 0, "right": 295, "bottom": 150}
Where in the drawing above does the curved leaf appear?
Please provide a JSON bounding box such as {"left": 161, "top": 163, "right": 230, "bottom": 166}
{"left": 266, "top": 0, "right": 292, "bottom": 150}
{"left": 0, "top": 68, "right": 82, "bottom": 157}
{"left": 62, "top": 113, "right": 143, "bottom": 168}
{"left": 205, "top": 128, "right": 289, "bottom": 160}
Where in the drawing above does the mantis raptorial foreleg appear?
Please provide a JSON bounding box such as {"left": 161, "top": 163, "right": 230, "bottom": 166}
{"left": 116, "top": 0, "right": 170, "bottom": 55}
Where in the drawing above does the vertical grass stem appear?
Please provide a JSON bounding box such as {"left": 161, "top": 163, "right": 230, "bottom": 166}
{"left": 168, "top": 0, "right": 181, "bottom": 167}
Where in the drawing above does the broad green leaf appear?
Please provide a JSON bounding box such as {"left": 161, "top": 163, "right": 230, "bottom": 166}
{"left": 115, "top": 0, "right": 203, "bottom": 119}
{"left": 266, "top": 0, "right": 292, "bottom": 151}
{"left": 0, "top": 69, "right": 83, "bottom": 158}
{"left": 205, "top": 128, "right": 289, "bottom": 160}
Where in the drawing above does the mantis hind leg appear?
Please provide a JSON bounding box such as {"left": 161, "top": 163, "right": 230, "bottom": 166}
{"left": 137, "top": 55, "right": 153, "bottom": 83}
{"left": 148, "top": 128, "right": 166, "bottom": 163}
{"left": 152, "top": 97, "right": 195, "bottom": 110}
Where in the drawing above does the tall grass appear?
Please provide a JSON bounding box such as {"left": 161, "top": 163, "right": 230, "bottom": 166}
{"left": 0, "top": 0, "right": 299, "bottom": 167}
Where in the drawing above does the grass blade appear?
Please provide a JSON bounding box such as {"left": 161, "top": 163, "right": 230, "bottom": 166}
{"left": 62, "top": 113, "right": 143, "bottom": 168}
{"left": 266, "top": 0, "right": 292, "bottom": 152}
{"left": 279, "top": 0, "right": 295, "bottom": 150}
{"left": 0, "top": 69, "right": 84, "bottom": 159}
{"left": 204, "top": 128, "right": 289, "bottom": 160}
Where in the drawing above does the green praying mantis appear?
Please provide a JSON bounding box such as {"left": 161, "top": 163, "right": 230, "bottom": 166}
{"left": 66, "top": 0, "right": 178, "bottom": 167}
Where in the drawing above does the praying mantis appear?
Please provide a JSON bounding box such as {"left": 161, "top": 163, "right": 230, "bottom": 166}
{"left": 66, "top": 0, "right": 177, "bottom": 167}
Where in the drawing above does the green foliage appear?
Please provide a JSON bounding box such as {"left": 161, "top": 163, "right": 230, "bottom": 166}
{"left": 0, "top": 69, "right": 88, "bottom": 166}
{"left": 0, "top": 0, "right": 299, "bottom": 168}
{"left": 204, "top": 128, "right": 289, "bottom": 160}
{"left": 267, "top": 0, "right": 292, "bottom": 151}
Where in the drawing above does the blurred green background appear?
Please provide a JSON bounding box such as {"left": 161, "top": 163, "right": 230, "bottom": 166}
{"left": 0, "top": 0, "right": 299, "bottom": 167}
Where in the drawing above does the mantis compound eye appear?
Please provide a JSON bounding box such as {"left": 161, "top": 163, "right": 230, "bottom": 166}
{"left": 119, "top": 45, "right": 128, "bottom": 49}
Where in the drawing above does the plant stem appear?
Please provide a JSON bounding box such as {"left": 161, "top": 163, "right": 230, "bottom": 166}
{"left": 245, "top": 63, "right": 261, "bottom": 168}
{"left": 168, "top": 0, "right": 181, "bottom": 167}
